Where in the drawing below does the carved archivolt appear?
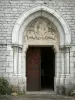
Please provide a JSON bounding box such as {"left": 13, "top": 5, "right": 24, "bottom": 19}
{"left": 25, "top": 17, "right": 59, "bottom": 42}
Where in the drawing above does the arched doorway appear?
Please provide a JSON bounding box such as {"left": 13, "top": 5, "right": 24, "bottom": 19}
{"left": 12, "top": 6, "right": 71, "bottom": 93}
{"left": 25, "top": 17, "right": 58, "bottom": 91}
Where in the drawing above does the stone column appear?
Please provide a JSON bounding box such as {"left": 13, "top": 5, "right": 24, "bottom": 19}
{"left": 13, "top": 45, "right": 22, "bottom": 77}
{"left": 61, "top": 50, "right": 65, "bottom": 76}
{"left": 65, "top": 47, "right": 70, "bottom": 77}
{"left": 21, "top": 44, "right": 28, "bottom": 77}
{"left": 24, "top": 51, "right": 26, "bottom": 77}
{"left": 60, "top": 46, "right": 65, "bottom": 78}
{"left": 24, "top": 45, "right": 28, "bottom": 77}
{"left": 22, "top": 44, "right": 28, "bottom": 91}
{"left": 60, "top": 46, "right": 70, "bottom": 78}
{"left": 18, "top": 48, "right": 22, "bottom": 76}
{"left": 13, "top": 47, "right": 18, "bottom": 75}
{"left": 21, "top": 50, "right": 25, "bottom": 77}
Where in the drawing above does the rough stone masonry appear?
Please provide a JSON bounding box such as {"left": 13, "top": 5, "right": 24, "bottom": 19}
{"left": 0, "top": 0, "right": 75, "bottom": 95}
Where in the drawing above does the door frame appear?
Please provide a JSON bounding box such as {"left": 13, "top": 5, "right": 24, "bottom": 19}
{"left": 12, "top": 5, "right": 71, "bottom": 93}
{"left": 25, "top": 45, "right": 57, "bottom": 92}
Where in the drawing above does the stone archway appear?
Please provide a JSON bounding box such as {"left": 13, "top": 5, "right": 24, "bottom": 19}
{"left": 25, "top": 17, "right": 59, "bottom": 91}
{"left": 12, "top": 6, "right": 71, "bottom": 46}
{"left": 12, "top": 6, "right": 71, "bottom": 93}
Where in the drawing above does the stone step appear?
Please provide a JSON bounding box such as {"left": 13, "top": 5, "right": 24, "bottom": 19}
{"left": 0, "top": 95, "right": 73, "bottom": 100}
{"left": 25, "top": 92, "right": 73, "bottom": 99}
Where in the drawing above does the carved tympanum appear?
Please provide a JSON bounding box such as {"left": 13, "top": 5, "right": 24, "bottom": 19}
{"left": 25, "top": 17, "right": 59, "bottom": 41}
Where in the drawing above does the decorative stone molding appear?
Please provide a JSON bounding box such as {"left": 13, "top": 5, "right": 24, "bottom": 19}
{"left": 25, "top": 17, "right": 59, "bottom": 42}
{"left": 12, "top": 44, "right": 23, "bottom": 49}
{"left": 11, "top": 5, "right": 71, "bottom": 92}
{"left": 60, "top": 45, "right": 71, "bottom": 49}
{"left": 12, "top": 6, "right": 71, "bottom": 46}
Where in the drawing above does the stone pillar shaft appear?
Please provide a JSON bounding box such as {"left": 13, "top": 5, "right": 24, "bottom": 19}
{"left": 13, "top": 46, "right": 22, "bottom": 76}
{"left": 60, "top": 46, "right": 70, "bottom": 78}
{"left": 65, "top": 47, "right": 70, "bottom": 77}
{"left": 61, "top": 52, "right": 65, "bottom": 74}
{"left": 18, "top": 48, "right": 22, "bottom": 75}
{"left": 13, "top": 47, "right": 18, "bottom": 75}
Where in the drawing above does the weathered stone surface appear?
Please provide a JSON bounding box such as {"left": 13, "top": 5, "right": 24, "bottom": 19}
{"left": 0, "top": 93, "right": 73, "bottom": 100}
{"left": 0, "top": 0, "right": 75, "bottom": 95}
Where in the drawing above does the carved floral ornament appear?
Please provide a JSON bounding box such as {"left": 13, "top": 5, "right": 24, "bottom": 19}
{"left": 24, "top": 17, "right": 59, "bottom": 43}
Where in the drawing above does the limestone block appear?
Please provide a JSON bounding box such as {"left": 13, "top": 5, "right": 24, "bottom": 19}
{"left": 6, "top": 56, "right": 13, "bottom": 62}
{"left": 8, "top": 62, "right": 13, "bottom": 67}
{"left": 10, "top": 77, "right": 18, "bottom": 86}
{"left": 7, "top": 45, "right": 12, "bottom": 50}
{"left": 3, "top": 73, "right": 9, "bottom": 77}
{"left": 8, "top": 73, "right": 13, "bottom": 77}
{"left": 0, "top": 69, "right": 5, "bottom": 73}
{"left": 6, "top": 67, "right": 13, "bottom": 73}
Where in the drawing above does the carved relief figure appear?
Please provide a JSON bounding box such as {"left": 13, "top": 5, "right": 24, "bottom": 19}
{"left": 25, "top": 17, "right": 58, "bottom": 41}
{"left": 35, "top": 19, "right": 48, "bottom": 38}
{"left": 26, "top": 31, "right": 35, "bottom": 39}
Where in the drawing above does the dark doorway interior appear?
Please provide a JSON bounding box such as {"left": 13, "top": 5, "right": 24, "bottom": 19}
{"left": 41, "top": 47, "right": 55, "bottom": 90}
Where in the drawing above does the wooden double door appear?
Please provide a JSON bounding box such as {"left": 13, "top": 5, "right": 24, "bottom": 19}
{"left": 26, "top": 47, "right": 55, "bottom": 91}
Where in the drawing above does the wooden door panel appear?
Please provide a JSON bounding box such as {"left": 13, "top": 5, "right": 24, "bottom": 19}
{"left": 26, "top": 47, "right": 40, "bottom": 91}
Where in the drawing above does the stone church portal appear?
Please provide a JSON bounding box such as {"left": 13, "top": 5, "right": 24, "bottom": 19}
{"left": 11, "top": 6, "right": 71, "bottom": 95}
{"left": 0, "top": 0, "right": 74, "bottom": 95}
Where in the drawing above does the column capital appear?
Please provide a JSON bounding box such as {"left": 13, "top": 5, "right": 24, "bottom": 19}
{"left": 61, "top": 74, "right": 66, "bottom": 78}
{"left": 60, "top": 45, "right": 71, "bottom": 49}
{"left": 12, "top": 44, "right": 23, "bottom": 49}
{"left": 23, "top": 44, "right": 28, "bottom": 53}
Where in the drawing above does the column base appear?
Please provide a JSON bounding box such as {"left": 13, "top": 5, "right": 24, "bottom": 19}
{"left": 8, "top": 75, "right": 26, "bottom": 93}
{"left": 61, "top": 74, "right": 66, "bottom": 78}
{"left": 61, "top": 74, "right": 70, "bottom": 78}
{"left": 65, "top": 74, "right": 70, "bottom": 78}
{"left": 13, "top": 74, "right": 22, "bottom": 77}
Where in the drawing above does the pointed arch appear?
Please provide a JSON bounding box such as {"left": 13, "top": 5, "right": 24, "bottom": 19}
{"left": 12, "top": 6, "right": 71, "bottom": 47}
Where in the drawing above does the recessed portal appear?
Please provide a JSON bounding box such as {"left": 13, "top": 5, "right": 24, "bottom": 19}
{"left": 26, "top": 46, "right": 55, "bottom": 91}
{"left": 41, "top": 47, "right": 55, "bottom": 90}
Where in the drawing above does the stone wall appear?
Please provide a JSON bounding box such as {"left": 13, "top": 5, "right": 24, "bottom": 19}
{"left": 0, "top": 45, "right": 13, "bottom": 77}
{"left": 0, "top": 0, "right": 75, "bottom": 44}
{"left": 0, "top": 0, "right": 75, "bottom": 95}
